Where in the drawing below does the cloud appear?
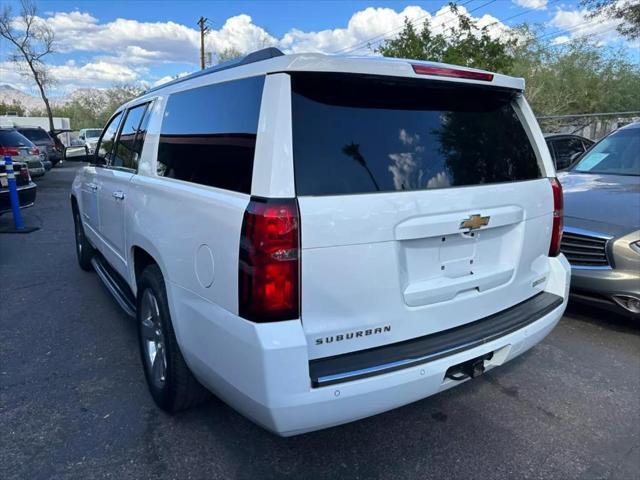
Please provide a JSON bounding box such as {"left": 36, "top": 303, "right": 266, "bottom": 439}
{"left": 0, "top": 60, "right": 139, "bottom": 93}
{"left": 152, "top": 72, "right": 191, "bottom": 88}
{"left": 551, "top": 35, "right": 570, "bottom": 45}
{"left": 512, "top": 0, "right": 548, "bottom": 10}
{"left": 548, "top": 2, "right": 636, "bottom": 46}
{"left": 2, "top": 5, "right": 515, "bottom": 93}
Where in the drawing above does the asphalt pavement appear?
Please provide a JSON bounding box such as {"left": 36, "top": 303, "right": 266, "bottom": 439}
{"left": 1, "top": 163, "right": 639, "bottom": 480}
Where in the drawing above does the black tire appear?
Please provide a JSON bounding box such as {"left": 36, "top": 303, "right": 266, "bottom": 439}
{"left": 137, "top": 264, "right": 210, "bottom": 412}
{"left": 73, "top": 207, "right": 94, "bottom": 271}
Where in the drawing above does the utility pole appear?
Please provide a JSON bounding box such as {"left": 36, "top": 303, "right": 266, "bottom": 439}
{"left": 197, "top": 16, "right": 210, "bottom": 70}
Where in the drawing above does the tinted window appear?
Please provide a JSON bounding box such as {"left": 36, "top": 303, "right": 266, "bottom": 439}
{"left": 0, "top": 129, "right": 34, "bottom": 147}
{"left": 291, "top": 73, "right": 541, "bottom": 196}
{"left": 85, "top": 129, "right": 102, "bottom": 139}
{"left": 157, "top": 76, "right": 264, "bottom": 194}
{"left": 18, "top": 128, "right": 51, "bottom": 143}
{"left": 573, "top": 128, "right": 640, "bottom": 175}
{"left": 552, "top": 137, "right": 585, "bottom": 169}
{"left": 111, "top": 103, "right": 151, "bottom": 170}
{"left": 96, "top": 112, "right": 123, "bottom": 163}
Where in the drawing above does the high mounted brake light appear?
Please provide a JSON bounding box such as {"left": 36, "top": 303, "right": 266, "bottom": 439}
{"left": 239, "top": 197, "right": 300, "bottom": 322}
{"left": 549, "top": 178, "right": 563, "bottom": 257}
{"left": 412, "top": 64, "right": 494, "bottom": 82}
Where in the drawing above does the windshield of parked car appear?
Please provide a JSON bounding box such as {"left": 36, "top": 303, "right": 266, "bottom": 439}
{"left": 85, "top": 129, "right": 102, "bottom": 139}
{"left": 18, "top": 128, "right": 51, "bottom": 142}
{"left": 572, "top": 128, "right": 640, "bottom": 176}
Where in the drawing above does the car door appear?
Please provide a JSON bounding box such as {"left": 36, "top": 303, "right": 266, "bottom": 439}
{"left": 96, "top": 102, "right": 152, "bottom": 278}
{"left": 80, "top": 114, "right": 122, "bottom": 241}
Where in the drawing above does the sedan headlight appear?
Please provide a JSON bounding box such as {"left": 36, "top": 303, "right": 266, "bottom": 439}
{"left": 631, "top": 240, "right": 640, "bottom": 255}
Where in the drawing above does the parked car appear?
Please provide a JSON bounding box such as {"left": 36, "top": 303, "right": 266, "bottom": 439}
{"left": 70, "top": 48, "right": 570, "bottom": 436}
{"left": 0, "top": 160, "right": 36, "bottom": 215}
{"left": 558, "top": 122, "right": 640, "bottom": 317}
{"left": 72, "top": 128, "right": 102, "bottom": 154}
{"left": 16, "top": 126, "right": 63, "bottom": 167}
{"left": 0, "top": 128, "right": 45, "bottom": 177}
{"left": 545, "top": 133, "right": 594, "bottom": 170}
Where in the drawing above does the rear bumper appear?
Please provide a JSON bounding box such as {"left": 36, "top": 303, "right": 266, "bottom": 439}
{"left": 28, "top": 166, "right": 45, "bottom": 177}
{"left": 0, "top": 183, "right": 37, "bottom": 214}
{"left": 570, "top": 267, "right": 640, "bottom": 316}
{"left": 172, "top": 256, "right": 570, "bottom": 436}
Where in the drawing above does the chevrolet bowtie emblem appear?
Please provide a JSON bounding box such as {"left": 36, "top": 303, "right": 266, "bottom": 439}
{"left": 460, "top": 214, "right": 490, "bottom": 231}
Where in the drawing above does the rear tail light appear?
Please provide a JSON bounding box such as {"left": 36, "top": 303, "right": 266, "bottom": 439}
{"left": 239, "top": 197, "right": 300, "bottom": 322}
{"left": 30, "top": 147, "right": 40, "bottom": 155}
{"left": 0, "top": 146, "right": 20, "bottom": 156}
{"left": 549, "top": 178, "right": 563, "bottom": 257}
{"left": 412, "top": 64, "right": 494, "bottom": 82}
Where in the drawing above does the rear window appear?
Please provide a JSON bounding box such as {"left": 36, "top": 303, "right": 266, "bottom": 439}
{"left": 291, "top": 73, "right": 541, "bottom": 196}
{"left": 157, "top": 76, "right": 265, "bottom": 194}
{"left": 0, "top": 129, "right": 34, "bottom": 147}
{"left": 18, "top": 128, "right": 51, "bottom": 142}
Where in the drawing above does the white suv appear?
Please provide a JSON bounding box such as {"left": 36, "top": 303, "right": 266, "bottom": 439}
{"left": 71, "top": 48, "right": 570, "bottom": 436}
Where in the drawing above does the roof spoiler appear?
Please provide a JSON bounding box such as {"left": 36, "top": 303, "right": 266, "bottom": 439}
{"left": 144, "top": 47, "right": 284, "bottom": 95}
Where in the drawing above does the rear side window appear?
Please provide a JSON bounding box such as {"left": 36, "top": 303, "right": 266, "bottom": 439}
{"left": 18, "top": 129, "right": 51, "bottom": 142}
{"left": 157, "top": 76, "right": 265, "bottom": 194}
{"left": 111, "top": 102, "right": 152, "bottom": 171}
{"left": 291, "top": 73, "right": 541, "bottom": 196}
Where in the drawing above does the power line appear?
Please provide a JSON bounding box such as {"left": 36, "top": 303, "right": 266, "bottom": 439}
{"left": 331, "top": 0, "right": 476, "bottom": 55}
{"left": 197, "top": 16, "right": 212, "bottom": 70}
{"left": 481, "top": 0, "right": 561, "bottom": 31}
{"left": 332, "top": 0, "right": 619, "bottom": 58}
{"left": 368, "top": 0, "right": 499, "bottom": 52}
{"left": 536, "top": 18, "right": 616, "bottom": 41}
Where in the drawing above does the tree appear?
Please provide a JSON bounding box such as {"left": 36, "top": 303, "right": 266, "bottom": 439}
{"left": 377, "top": 4, "right": 517, "bottom": 73}
{"left": 216, "top": 47, "right": 243, "bottom": 64}
{"left": 510, "top": 27, "right": 640, "bottom": 115}
{"left": 0, "top": 99, "right": 26, "bottom": 116}
{"left": 31, "top": 83, "right": 144, "bottom": 129}
{"left": 0, "top": 0, "right": 56, "bottom": 131}
{"left": 580, "top": 0, "right": 640, "bottom": 39}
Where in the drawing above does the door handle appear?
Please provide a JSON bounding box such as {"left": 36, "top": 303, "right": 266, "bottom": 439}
{"left": 112, "top": 191, "right": 125, "bottom": 200}
{"left": 87, "top": 182, "right": 98, "bottom": 191}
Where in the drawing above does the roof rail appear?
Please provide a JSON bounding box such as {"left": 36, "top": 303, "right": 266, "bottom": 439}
{"left": 144, "top": 47, "right": 285, "bottom": 95}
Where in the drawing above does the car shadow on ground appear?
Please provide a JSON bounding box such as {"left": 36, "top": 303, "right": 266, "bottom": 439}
{"left": 565, "top": 300, "right": 639, "bottom": 334}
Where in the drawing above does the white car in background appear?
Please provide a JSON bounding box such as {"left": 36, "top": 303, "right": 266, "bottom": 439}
{"left": 70, "top": 48, "right": 570, "bottom": 436}
{"left": 72, "top": 128, "right": 102, "bottom": 154}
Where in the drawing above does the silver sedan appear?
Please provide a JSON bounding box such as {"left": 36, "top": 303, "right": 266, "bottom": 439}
{"left": 558, "top": 122, "right": 640, "bottom": 318}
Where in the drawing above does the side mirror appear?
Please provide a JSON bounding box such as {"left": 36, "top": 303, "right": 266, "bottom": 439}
{"left": 64, "top": 145, "right": 91, "bottom": 162}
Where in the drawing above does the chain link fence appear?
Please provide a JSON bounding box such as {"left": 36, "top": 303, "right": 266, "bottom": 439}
{"left": 537, "top": 112, "right": 640, "bottom": 141}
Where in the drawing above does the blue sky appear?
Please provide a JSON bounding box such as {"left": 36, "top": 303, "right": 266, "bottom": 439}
{"left": 1, "top": 0, "right": 637, "bottom": 95}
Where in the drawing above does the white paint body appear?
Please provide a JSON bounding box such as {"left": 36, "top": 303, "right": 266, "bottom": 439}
{"left": 71, "top": 53, "right": 570, "bottom": 436}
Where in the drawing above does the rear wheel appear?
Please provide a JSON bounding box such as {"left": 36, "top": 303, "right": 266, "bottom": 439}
{"left": 73, "top": 208, "right": 94, "bottom": 271}
{"left": 137, "top": 264, "right": 210, "bottom": 412}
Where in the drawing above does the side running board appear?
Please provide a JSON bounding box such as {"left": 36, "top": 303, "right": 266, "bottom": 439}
{"left": 91, "top": 255, "right": 137, "bottom": 317}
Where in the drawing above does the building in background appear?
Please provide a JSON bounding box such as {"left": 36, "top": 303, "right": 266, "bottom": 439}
{"left": 0, "top": 115, "right": 72, "bottom": 146}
